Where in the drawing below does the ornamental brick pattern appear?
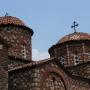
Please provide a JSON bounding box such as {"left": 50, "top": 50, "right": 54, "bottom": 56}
{"left": 9, "top": 60, "right": 68, "bottom": 90}
{"left": 66, "top": 62, "right": 90, "bottom": 79}
{"left": 0, "top": 15, "right": 90, "bottom": 90}
{"left": 0, "top": 26, "right": 32, "bottom": 63}
{"left": 57, "top": 32, "right": 90, "bottom": 44}
{"left": 9, "top": 59, "right": 90, "bottom": 90}
{"left": 0, "top": 16, "right": 25, "bottom": 26}
{"left": 0, "top": 40, "right": 8, "bottom": 90}
{"left": 42, "top": 73, "right": 65, "bottom": 90}
{"left": 49, "top": 34, "right": 90, "bottom": 67}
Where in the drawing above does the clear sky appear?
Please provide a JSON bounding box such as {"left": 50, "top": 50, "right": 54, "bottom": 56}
{"left": 0, "top": 0, "right": 90, "bottom": 60}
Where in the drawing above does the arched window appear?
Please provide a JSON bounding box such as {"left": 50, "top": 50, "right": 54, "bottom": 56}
{"left": 74, "top": 53, "right": 80, "bottom": 65}
{"left": 59, "top": 56, "right": 65, "bottom": 65}
{"left": 21, "top": 44, "right": 26, "bottom": 59}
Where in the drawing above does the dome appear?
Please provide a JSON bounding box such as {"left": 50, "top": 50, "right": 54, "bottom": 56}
{"left": 57, "top": 32, "right": 90, "bottom": 44}
{"left": 0, "top": 15, "right": 34, "bottom": 35}
{"left": 0, "top": 16, "right": 25, "bottom": 26}
{"left": 49, "top": 32, "right": 90, "bottom": 53}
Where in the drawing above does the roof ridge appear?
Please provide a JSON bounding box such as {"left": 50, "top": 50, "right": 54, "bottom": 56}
{"left": 8, "top": 58, "right": 55, "bottom": 72}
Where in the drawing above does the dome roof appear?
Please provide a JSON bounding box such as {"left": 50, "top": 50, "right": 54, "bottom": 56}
{"left": 57, "top": 32, "right": 90, "bottom": 44}
{"left": 0, "top": 15, "right": 34, "bottom": 36}
{"left": 49, "top": 32, "right": 90, "bottom": 55}
{"left": 0, "top": 16, "right": 25, "bottom": 26}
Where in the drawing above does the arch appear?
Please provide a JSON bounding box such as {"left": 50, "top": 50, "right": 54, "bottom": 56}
{"left": 40, "top": 67, "right": 69, "bottom": 90}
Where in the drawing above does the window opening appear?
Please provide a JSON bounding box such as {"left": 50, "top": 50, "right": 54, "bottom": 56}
{"left": 74, "top": 53, "right": 80, "bottom": 65}
{"left": 59, "top": 56, "right": 65, "bottom": 65}
{"left": 22, "top": 45, "right": 26, "bottom": 59}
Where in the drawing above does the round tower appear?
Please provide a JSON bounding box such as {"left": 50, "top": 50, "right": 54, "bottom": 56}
{"left": 0, "top": 16, "right": 33, "bottom": 61}
{"left": 49, "top": 32, "right": 90, "bottom": 67}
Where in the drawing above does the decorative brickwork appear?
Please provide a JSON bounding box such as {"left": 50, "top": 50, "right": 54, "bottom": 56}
{"left": 66, "top": 62, "right": 90, "bottom": 79}
{"left": 0, "top": 16, "right": 90, "bottom": 90}
{"left": 42, "top": 73, "right": 66, "bottom": 90}
{"left": 9, "top": 59, "right": 69, "bottom": 90}
{"left": 8, "top": 59, "right": 90, "bottom": 90}
{"left": 0, "top": 26, "right": 32, "bottom": 61}
{"left": 0, "top": 40, "right": 8, "bottom": 90}
{"left": 8, "top": 56, "right": 30, "bottom": 70}
{"left": 0, "top": 16, "right": 25, "bottom": 26}
{"left": 57, "top": 32, "right": 90, "bottom": 44}
{"left": 49, "top": 33, "right": 90, "bottom": 67}
{"left": 69, "top": 77, "right": 90, "bottom": 90}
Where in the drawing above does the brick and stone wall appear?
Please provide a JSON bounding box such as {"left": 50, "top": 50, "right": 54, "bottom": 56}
{"left": 8, "top": 57, "right": 30, "bottom": 70}
{"left": 42, "top": 72, "right": 66, "bottom": 90}
{"left": 69, "top": 77, "right": 90, "bottom": 90}
{"left": 66, "top": 62, "right": 90, "bottom": 79}
{"left": 0, "top": 26, "right": 32, "bottom": 61}
{"left": 8, "top": 60, "right": 69, "bottom": 90}
{"left": 9, "top": 67, "right": 41, "bottom": 90}
{"left": 0, "top": 42, "right": 8, "bottom": 90}
{"left": 8, "top": 59, "right": 90, "bottom": 90}
{"left": 50, "top": 41, "right": 90, "bottom": 67}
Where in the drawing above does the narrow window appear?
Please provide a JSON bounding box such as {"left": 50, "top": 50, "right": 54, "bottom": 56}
{"left": 74, "top": 53, "right": 80, "bottom": 65}
{"left": 22, "top": 45, "right": 26, "bottom": 59}
{"left": 59, "top": 56, "right": 65, "bottom": 65}
{"left": 0, "top": 45, "right": 3, "bottom": 49}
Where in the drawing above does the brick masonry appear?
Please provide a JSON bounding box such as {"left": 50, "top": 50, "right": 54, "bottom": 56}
{"left": 49, "top": 41, "right": 90, "bottom": 67}
{"left": 0, "top": 26, "right": 32, "bottom": 61}
{"left": 9, "top": 60, "right": 90, "bottom": 90}
{"left": 0, "top": 41, "right": 8, "bottom": 90}
{"left": 0, "top": 16, "right": 90, "bottom": 90}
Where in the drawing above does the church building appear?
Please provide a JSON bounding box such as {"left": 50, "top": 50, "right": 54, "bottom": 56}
{"left": 0, "top": 15, "right": 90, "bottom": 90}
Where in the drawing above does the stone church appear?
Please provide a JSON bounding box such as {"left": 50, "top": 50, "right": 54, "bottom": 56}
{"left": 0, "top": 15, "right": 90, "bottom": 90}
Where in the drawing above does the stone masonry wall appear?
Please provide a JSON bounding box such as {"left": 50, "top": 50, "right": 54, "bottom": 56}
{"left": 8, "top": 58, "right": 30, "bottom": 70}
{"left": 0, "top": 42, "right": 8, "bottom": 90}
{"left": 9, "top": 61, "right": 69, "bottom": 90}
{"left": 51, "top": 41, "right": 90, "bottom": 67}
{"left": 9, "top": 67, "right": 41, "bottom": 90}
{"left": 67, "top": 63, "right": 90, "bottom": 79}
{"left": 69, "top": 77, "right": 90, "bottom": 90}
{"left": 9, "top": 60, "right": 90, "bottom": 90}
{"left": 0, "top": 26, "right": 32, "bottom": 61}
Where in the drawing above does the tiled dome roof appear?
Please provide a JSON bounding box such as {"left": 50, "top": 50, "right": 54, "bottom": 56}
{"left": 57, "top": 32, "right": 90, "bottom": 44}
{"left": 0, "top": 16, "right": 25, "bottom": 26}
{"left": 0, "top": 15, "right": 34, "bottom": 36}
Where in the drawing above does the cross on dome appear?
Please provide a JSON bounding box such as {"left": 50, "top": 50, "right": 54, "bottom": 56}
{"left": 71, "top": 21, "right": 79, "bottom": 33}
{"left": 5, "top": 12, "right": 9, "bottom": 17}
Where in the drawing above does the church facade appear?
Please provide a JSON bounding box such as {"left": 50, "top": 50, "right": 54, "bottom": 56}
{"left": 0, "top": 16, "right": 90, "bottom": 90}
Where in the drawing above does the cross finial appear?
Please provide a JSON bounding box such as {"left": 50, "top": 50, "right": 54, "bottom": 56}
{"left": 71, "top": 21, "right": 78, "bottom": 33}
{"left": 5, "top": 12, "right": 8, "bottom": 17}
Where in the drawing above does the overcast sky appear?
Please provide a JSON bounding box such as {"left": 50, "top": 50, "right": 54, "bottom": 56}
{"left": 0, "top": 0, "right": 90, "bottom": 60}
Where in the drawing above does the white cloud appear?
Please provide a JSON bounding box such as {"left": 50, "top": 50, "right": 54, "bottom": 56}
{"left": 32, "top": 49, "right": 50, "bottom": 61}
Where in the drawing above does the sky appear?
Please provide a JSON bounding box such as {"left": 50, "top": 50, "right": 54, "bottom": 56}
{"left": 0, "top": 0, "right": 90, "bottom": 60}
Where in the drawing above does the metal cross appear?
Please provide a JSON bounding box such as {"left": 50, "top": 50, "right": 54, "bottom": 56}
{"left": 71, "top": 21, "right": 78, "bottom": 33}
{"left": 5, "top": 12, "right": 8, "bottom": 17}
